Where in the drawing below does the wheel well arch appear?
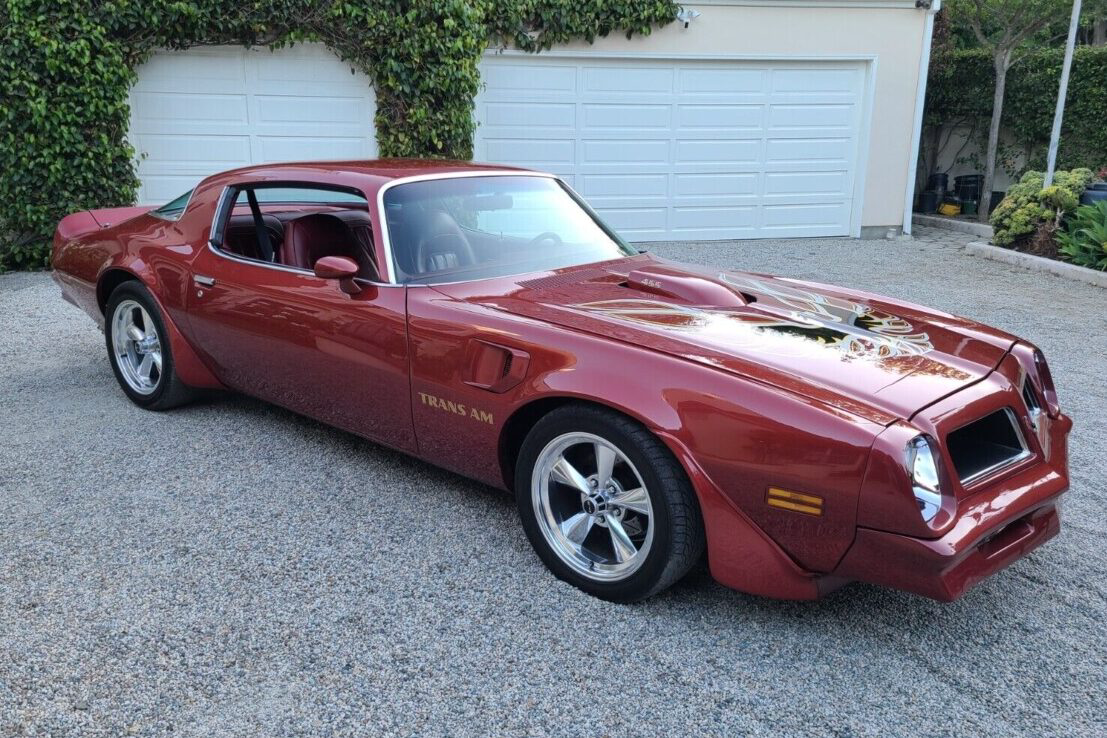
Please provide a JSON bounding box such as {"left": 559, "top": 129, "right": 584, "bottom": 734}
{"left": 96, "top": 268, "right": 141, "bottom": 314}
{"left": 497, "top": 395, "right": 661, "bottom": 492}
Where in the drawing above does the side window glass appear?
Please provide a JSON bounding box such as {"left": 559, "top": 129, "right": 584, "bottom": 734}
{"left": 151, "top": 189, "right": 193, "bottom": 221}
{"left": 216, "top": 184, "right": 378, "bottom": 281}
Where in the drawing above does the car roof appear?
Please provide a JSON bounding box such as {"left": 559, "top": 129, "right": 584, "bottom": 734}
{"left": 203, "top": 158, "right": 539, "bottom": 192}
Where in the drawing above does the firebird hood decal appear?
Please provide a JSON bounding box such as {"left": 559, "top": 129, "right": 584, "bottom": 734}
{"left": 570, "top": 293, "right": 935, "bottom": 362}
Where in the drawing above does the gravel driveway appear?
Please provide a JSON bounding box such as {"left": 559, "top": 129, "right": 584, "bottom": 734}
{"left": 2, "top": 226, "right": 1104, "bottom": 737}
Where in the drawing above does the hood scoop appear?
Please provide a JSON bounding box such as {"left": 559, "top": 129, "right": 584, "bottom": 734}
{"left": 625, "top": 265, "right": 749, "bottom": 307}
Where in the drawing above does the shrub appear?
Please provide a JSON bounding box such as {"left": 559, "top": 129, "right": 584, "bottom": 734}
{"left": 990, "top": 168, "right": 1095, "bottom": 247}
{"left": 1056, "top": 200, "right": 1107, "bottom": 270}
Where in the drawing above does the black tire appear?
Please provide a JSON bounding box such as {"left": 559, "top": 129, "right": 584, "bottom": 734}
{"left": 104, "top": 281, "right": 196, "bottom": 410}
{"left": 515, "top": 403, "right": 705, "bottom": 602}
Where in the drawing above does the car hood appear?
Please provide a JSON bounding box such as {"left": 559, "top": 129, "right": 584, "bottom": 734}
{"left": 437, "top": 256, "right": 1016, "bottom": 424}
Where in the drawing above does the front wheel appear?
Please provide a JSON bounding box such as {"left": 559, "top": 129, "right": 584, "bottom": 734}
{"left": 104, "top": 281, "right": 196, "bottom": 410}
{"left": 515, "top": 404, "right": 705, "bottom": 602}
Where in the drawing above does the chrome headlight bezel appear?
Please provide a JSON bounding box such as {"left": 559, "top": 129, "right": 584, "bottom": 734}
{"left": 906, "top": 435, "right": 943, "bottom": 524}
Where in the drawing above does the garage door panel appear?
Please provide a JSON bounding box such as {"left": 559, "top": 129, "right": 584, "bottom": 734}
{"left": 582, "top": 139, "right": 669, "bottom": 165}
{"left": 676, "top": 104, "right": 763, "bottom": 131}
{"left": 476, "top": 55, "right": 865, "bottom": 240}
{"left": 482, "top": 138, "right": 574, "bottom": 168}
{"left": 258, "top": 136, "right": 373, "bottom": 162}
{"left": 769, "top": 104, "right": 855, "bottom": 130}
{"left": 254, "top": 96, "right": 371, "bottom": 130}
{"left": 582, "top": 104, "right": 671, "bottom": 130}
{"left": 130, "top": 92, "right": 247, "bottom": 131}
{"left": 130, "top": 44, "right": 377, "bottom": 205}
{"left": 767, "top": 137, "right": 853, "bottom": 164}
{"left": 594, "top": 207, "right": 669, "bottom": 238}
{"left": 139, "top": 175, "right": 208, "bottom": 202}
{"left": 675, "top": 173, "right": 758, "bottom": 198}
{"left": 583, "top": 66, "right": 672, "bottom": 94}
{"left": 765, "top": 171, "right": 850, "bottom": 197}
{"left": 137, "top": 134, "right": 251, "bottom": 168}
{"left": 483, "top": 64, "right": 577, "bottom": 95}
{"left": 484, "top": 102, "right": 576, "bottom": 129}
{"left": 763, "top": 202, "right": 850, "bottom": 228}
{"left": 579, "top": 174, "right": 669, "bottom": 198}
{"left": 134, "top": 54, "right": 246, "bottom": 95}
{"left": 676, "top": 139, "right": 761, "bottom": 165}
{"left": 678, "top": 68, "right": 766, "bottom": 96}
{"left": 771, "top": 68, "right": 860, "bottom": 95}
{"left": 252, "top": 49, "right": 356, "bottom": 83}
{"left": 672, "top": 205, "right": 757, "bottom": 231}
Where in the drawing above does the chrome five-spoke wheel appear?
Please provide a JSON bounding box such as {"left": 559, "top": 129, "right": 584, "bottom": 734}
{"left": 532, "top": 432, "right": 654, "bottom": 581}
{"left": 111, "top": 299, "right": 163, "bottom": 395}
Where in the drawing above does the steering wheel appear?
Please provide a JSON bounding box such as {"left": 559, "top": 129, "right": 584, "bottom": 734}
{"left": 529, "top": 231, "right": 563, "bottom": 248}
{"left": 414, "top": 212, "right": 477, "bottom": 273}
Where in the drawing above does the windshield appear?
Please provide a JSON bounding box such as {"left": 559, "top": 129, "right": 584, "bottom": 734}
{"left": 151, "top": 189, "right": 193, "bottom": 220}
{"left": 383, "top": 175, "right": 636, "bottom": 284}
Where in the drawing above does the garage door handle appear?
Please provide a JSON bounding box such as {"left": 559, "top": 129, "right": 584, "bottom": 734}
{"left": 194, "top": 275, "right": 216, "bottom": 287}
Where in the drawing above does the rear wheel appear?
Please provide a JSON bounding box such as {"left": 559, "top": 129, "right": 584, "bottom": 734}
{"left": 104, "top": 282, "right": 196, "bottom": 410}
{"left": 515, "top": 404, "right": 705, "bottom": 602}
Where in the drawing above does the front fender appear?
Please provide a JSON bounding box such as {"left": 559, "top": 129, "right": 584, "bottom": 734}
{"left": 408, "top": 289, "right": 882, "bottom": 595}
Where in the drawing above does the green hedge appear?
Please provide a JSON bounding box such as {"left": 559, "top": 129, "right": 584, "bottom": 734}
{"left": 0, "top": 1, "right": 677, "bottom": 271}
{"left": 925, "top": 46, "right": 1107, "bottom": 175}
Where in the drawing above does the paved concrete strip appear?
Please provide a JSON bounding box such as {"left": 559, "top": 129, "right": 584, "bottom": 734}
{"left": 912, "top": 214, "right": 995, "bottom": 239}
{"left": 1, "top": 228, "right": 1104, "bottom": 737}
{"left": 965, "top": 241, "right": 1107, "bottom": 289}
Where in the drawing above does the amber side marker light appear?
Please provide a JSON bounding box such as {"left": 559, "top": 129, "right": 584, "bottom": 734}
{"left": 767, "top": 487, "right": 823, "bottom": 516}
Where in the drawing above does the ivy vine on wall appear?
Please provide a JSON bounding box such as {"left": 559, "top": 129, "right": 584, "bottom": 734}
{"left": 0, "top": 0, "right": 678, "bottom": 270}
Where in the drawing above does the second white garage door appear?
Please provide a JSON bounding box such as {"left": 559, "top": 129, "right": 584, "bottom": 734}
{"left": 475, "top": 55, "right": 869, "bottom": 241}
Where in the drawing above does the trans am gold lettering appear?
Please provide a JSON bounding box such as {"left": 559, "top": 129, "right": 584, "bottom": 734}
{"left": 418, "top": 392, "right": 493, "bottom": 424}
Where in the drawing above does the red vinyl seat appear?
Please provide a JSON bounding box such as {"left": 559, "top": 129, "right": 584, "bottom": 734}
{"left": 280, "top": 212, "right": 379, "bottom": 281}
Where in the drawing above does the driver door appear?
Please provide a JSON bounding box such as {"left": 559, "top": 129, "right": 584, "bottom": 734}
{"left": 183, "top": 184, "right": 415, "bottom": 453}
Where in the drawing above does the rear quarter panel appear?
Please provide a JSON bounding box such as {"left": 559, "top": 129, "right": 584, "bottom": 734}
{"left": 51, "top": 190, "right": 225, "bottom": 389}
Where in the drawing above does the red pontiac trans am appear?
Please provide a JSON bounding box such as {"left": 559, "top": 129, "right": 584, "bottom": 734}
{"left": 51, "top": 160, "right": 1071, "bottom": 603}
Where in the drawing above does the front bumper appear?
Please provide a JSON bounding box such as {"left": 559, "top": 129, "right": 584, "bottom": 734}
{"left": 832, "top": 414, "right": 1070, "bottom": 601}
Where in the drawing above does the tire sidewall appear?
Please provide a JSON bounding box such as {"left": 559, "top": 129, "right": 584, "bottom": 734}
{"left": 515, "top": 407, "right": 680, "bottom": 602}
{"left": 104, "top": 282, "right": 175, "bottom": 409}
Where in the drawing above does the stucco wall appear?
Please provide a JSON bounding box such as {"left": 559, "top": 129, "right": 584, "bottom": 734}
{"left": 550, "top": 3, "right": 930, "bottom": 230}
{"left": 932, "top": 124, "right": 1023, "bottom": 194}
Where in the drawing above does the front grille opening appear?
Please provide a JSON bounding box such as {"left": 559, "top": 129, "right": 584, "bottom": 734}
{"left": 947, "top": 409, "right": 1029, "bottom": 484}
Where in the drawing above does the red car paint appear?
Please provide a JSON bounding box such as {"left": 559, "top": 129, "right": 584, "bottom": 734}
{"left": 51, "top": 159, "right": 1070, "bottom": 601}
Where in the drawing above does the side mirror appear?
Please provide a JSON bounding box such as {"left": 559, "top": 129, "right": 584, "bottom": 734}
{"left": 314, "top": 255, "right": 361, "bottom": 296}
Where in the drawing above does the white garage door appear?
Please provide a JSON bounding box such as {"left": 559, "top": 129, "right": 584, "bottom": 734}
{"left": 475, "top": 55, "right": 868, "bottom": 241}
{"left": 129, "top": 44, "right": 377, "bottom": 204}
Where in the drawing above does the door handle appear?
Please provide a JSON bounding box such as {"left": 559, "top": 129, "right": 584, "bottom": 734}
{"left": 194, "top": 275, "right": 216, "bottom": 287}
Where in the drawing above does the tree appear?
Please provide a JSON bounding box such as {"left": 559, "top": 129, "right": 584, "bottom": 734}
{"left": 946, "top": 0, "right": 1071, "bottom": 222}
{"left": 1086, "top": 0, "right": 1107, "bottom": 44}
